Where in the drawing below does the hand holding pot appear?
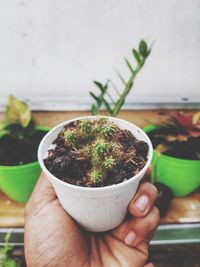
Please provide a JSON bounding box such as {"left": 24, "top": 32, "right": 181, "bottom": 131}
{"left": 25, "top": 173, "right": 159, "bottom": 267}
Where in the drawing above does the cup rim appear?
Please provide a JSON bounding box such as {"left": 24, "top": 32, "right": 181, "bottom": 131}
{"left": 38, "top": 116, "right": 153, "bottom": 192}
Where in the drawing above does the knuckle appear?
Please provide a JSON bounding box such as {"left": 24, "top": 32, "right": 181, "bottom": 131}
{"left": 146, "top": 207, "right": 160, "bottom": 230}
{"left": 147, "top": 183, "right": 158, "bottom": 197}
{"left": 153, "top": 206, "right": 161, "bottom": 223}
{"left": 140, "top": 182, "right": 158, "bottom": 198}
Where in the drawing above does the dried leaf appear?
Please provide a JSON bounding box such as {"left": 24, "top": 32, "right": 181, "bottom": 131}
{"left": 192, "top": 112, "right": 200, "bottom": 125}
{"left": 155, "top": 144, "right": 172, "bottom": 153}
{"left": 6, "top": 95, "right": 31, "bottom": 128}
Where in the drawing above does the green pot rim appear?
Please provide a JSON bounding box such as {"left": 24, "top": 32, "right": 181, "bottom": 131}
{"left": 143, "top": 124, "right": 200, "bottom": 164}
{"left": 0, "top": 125, "right": 50, "bottom": 170}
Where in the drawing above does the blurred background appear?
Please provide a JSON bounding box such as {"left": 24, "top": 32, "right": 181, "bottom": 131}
{"left": 0, "top": 0, "right": 199, "bottom": 110}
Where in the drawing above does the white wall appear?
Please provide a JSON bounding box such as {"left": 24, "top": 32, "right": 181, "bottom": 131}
{"left": 0, "top": 0, "right": 200, "bottom": 110}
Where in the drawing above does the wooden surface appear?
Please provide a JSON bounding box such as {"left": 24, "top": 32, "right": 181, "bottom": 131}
{"left": 0, "top": 110, "right": 200, "bottom": 227}
{"left": 0, "top": 191, "right": 24, "bottom": 227}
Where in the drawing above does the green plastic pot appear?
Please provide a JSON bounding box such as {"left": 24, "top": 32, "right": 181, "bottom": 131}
{"left": 0, "top": 126, "right": 50, "bottom": 203}
{"left": 144, "top": 124, "right": 200, "bottom": 197}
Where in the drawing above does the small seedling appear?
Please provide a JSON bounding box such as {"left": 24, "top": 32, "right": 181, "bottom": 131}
{"left": 103, "top": 156, "right": 116, "bottom": 169}
{"left": 90, "top": 169, "right": 102, "bottom": 183}
{"left": 64, "top": 130, "right": 76, "bottom": 144}
{"left": 80, "top": 119, "right": 92, "bottom": 135}
{"left": 0, "top": 232, "right": 19, "bottom": 267}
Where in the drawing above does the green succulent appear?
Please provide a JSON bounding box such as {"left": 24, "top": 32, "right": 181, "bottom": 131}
{"left": 101, "top": 123, "right": 117, "bottom": 138}
{"left": 80, "top": 119, "right": 92, "bottom": 135}
{"left": 62, "top": 117, "right": 122, "bottom": 185}
{"left": 91, "top": 139, "right": 108, "bottom": 165}
{"left": 81, "top": 144, "right": 91, "bottom": 159}
{"left": 90, "top": 169, "right": 102, "bottom": 183}
{"left": 103, "top": 156, "right": 116, "bottom": 169}
{"left": 64, "top": 130, "right": 76, "bottom": 144}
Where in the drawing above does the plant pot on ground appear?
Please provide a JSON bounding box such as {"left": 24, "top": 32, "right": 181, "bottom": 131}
{"left": 144, "top": 111, "right": 200, "bottom": 197}
{"left": 0, "top": 95, "right": 50, "bottom": 203}
{"left": 38, "top": 116, "right": 153, "bottom": 232}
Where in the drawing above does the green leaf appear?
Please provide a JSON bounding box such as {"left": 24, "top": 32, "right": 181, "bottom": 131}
{"left": 6, "top": 95, "right": 31, "bottom": 128}
{"left": 89, "top": 92, "right": 100, "bottom": 105}
{"left": 91, "top": 104, "right": 98, "bottom": 115}
{"left": 124, "top": 57, "right": 134, "bottom": 74}
{"left": 102, "top": 99, "right": 113, "bottom": 115}
{"left": 94, "top": 81, "right": 103, "bottom": 87}
{"left": 116, "top": 71, "right": 126, "bottom": 85}
{"left": 94, "top": 81, "right": 107, "bottom": 93}
{"left": 0, "top": 121, "right": 8, "bottom": 131}
{"left": 132, "top": 49, "right": 141, "bottom": 64}
{"left": 139, "top": 40, "right": 148, "bottom": 58}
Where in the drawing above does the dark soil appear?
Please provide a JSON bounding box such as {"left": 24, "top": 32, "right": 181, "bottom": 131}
{"left": 44, "top": 119, "right": 149, "bottom": 187}
{"left": 147, "top": 127, "right": 200, "bottom": 160}
{"left": 0, "top": 131, "right": 47, "bottom": 166}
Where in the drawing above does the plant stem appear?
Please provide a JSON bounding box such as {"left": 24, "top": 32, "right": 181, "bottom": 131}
{"left": 112, "top": 61, "right": 144, "bottom": 116}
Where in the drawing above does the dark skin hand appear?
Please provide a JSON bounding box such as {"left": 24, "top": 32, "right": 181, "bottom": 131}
{"left": 25, "top": 173, "right": 159, "bottom": 267}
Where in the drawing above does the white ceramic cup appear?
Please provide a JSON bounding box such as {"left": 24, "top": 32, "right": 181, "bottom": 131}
{"left": 38, "top": 116, "right": 153, "bottom": 232}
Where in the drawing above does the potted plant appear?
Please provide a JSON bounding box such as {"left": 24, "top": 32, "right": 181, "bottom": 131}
{"left": 38, "top": 116, "right": 153, "bottom": 232}
{"left": 0, "top": 95, "right": 50, "bottom": 203}
{"left": 144, "top": 111, "right": 200, "bottom": 197}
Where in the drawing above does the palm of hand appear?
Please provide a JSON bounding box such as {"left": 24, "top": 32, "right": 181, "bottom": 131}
{"left": 25, "top": 174, "right": 159, "bottom": 267}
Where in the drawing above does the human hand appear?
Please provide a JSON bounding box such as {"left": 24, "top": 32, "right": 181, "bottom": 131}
{"left": 25, "top": 173, "right": 159, "bottom": 267}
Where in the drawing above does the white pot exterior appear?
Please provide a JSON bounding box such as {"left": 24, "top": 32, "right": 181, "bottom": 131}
{"left": 38, "top": 116, "right": 153, "bottom": 232}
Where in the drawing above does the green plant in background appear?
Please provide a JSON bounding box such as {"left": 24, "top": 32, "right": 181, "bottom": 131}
{"left": 0, "top": 232, "right": 19, "bottom": 267}
{"left": 90, "top": 40, "right": 151, "bottom": 116}
{"left": 0, "top": 95, "right": 35, "bottom": 140}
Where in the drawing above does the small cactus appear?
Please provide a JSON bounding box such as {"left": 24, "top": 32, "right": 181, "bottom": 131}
{"left": 81, "top": 144, "right": 91, "bottom": 159}
{"left": 62, "top": 117, "right": 121, "bottom": 184}
{"left": 64, "top": 130, "right": 76, "bottom": 144}
{"left": 80, "top": 119, "right": 92, "bottom": 135}
{"left": 101, "top": 123, "right": 117, "bottom": 138}
{"left": 103, "top": 156, "right": 116, "bottom": 169}
{"left": 90, "top": 169, "right": 102, "bottom": 183}
{"left": 93, "top": 139, "right": 107, "bottom": 156}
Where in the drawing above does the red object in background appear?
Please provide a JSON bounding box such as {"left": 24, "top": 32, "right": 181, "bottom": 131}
{"left": 146, "top": 166, "right": 152, "bottom": 176}
{"left": 171, "top": 111, "right": 200, "bottom": 137}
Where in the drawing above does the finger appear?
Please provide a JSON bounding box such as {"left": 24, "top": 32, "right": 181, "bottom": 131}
{"left": 128, "top": 182, "right": 158, "bottom": 218}
{"left": 123, "top": 207, "right": 160, "bottom": 246}
{"left": 112, "top": 207, "right": 160, "bottom": 247}
{"left": 144, "top": 263, "right": 155, "bottom": 267}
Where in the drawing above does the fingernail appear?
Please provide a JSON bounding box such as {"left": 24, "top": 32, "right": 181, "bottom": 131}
{"left": 135, "top": 194, "right": 149, "bottom": 212}
{"left": 124, "top": 231, "right": 136, "bottom": 246}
